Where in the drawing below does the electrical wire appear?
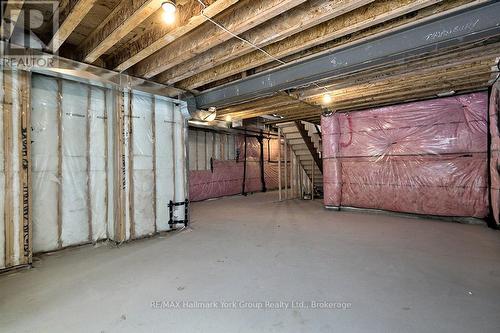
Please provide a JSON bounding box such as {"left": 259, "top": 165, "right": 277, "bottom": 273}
{"left": 195, "top": 0, "right": 331, "bottom": 98}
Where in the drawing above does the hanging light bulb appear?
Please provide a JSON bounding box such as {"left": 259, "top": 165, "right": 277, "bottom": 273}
{"left": 322, "top": 93, "right": 332, "bottom": 105}
{"left": 161, "top": 1, "right": 177, "bottom": 24}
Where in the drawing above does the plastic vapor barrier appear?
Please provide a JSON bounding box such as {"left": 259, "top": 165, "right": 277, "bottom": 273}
{"left": 29, "top": 74, "right": 187, "bottom": 254}
{"left": 322, "top": 92, "right": 489, "bottom": 218}
{"left": 1, "top": 65, "right": 188, "bottom": 271}
{"left": 189, "top": 132, "right": 280, "bottom": 202}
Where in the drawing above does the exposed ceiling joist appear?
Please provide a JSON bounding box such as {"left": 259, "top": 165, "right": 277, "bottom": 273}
{"left": 108, "top": 0, "right": 240, "bottom": 72}
{"left": 221, "top": 43, "right": 498, "bottom": 122}
{"left": 78, "top": 0, "right": 164, "bottom": 63}
{"left": 48, "top": 0, "right": 98, "bottom": 52}
{"left": 177, "top": 0, "right": 447, "bottom": 90}
{"left": 0, "top": 0, "right": 24, "bottom": 40}
{"left": 131, "top": 0, "right": 307, "bottom": 79}
{"left": 155, "top": 0, "right": 375, "bottom": 85}
{"left": 193, "top": 1, "right": 500, "bottom": 109}
{"left": 298, "top": 42, "right": 500, "bottom": 100}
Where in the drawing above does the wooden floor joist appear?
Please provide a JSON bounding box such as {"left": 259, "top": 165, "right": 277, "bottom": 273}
{"left": 221, "top": 49, "right": 497, "bottom": 121}
{"left": 48, "top": 0, "right": 98, "bottom": 53}
{"left": 78, "top": 0, "right": 164, "bottom": 63}
{"left": 175, "top": 0, "right": 470, "bottom": 90}
{"left": 131, "top": 0, "right": 307, "bottom": 78}
{"left": 108, "top": 0, "right": 240, "bottom": 72}
{"left": 0, "top": 0, "right": 24, "bottom": 40}
{"left": 155, "top": 0, "right": 374, "bottom": 85}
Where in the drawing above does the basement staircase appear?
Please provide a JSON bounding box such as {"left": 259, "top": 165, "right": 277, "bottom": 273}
{"left": 277, "top": 121, "right": 323, "bottom": 197}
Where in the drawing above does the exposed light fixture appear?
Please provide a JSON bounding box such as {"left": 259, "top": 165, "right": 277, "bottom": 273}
{"left": 161, "top": 1, "right": 177, "bottom": 24}
{"left": 436, "top": 90, "right": 456, "bottom": 97}
{"left": 322, "top": 109, "right": 334, "bottom": 117}
{"left": 225, "top": 115, "right": 232, "bottom": 123}
{"left": 322, "top": 93, "right": 332, "bottom": 105}
{"left": 203, "top": 107, "right": 217, "bottom": 122}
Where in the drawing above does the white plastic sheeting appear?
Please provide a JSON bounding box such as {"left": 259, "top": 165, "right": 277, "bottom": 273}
{"left": 1, "top": 69, "right": 187, "bottom": 270}
{"left": 31, "top": 75, "right": 109, "bottom": 252}
{"left": 31, "top": 75, "right": 59, "bottom": 252}
{"left": 154, "top": 97, "right": 176, "bottom": 232}
{"left": 123, "top": 92, "right": 187, "bottom": 237}
{"left": 130, "top": 92, "right": 155, "bottom": 237}
{"left": 30, "top": 74, "right": 187, "bottom": 253}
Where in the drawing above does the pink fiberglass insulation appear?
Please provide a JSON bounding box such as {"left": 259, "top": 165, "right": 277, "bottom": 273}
{"left": 189, "top": 136, "right": 280, "bottom": 202}
{"left": 322, "top": 92, "right": 489, "bottom": 218}
{"left": 490, "top": 83, "right": 500, "bottom": 226}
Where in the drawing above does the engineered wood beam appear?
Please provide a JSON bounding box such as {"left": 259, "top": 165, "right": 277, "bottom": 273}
{"left": 176, "top": 0, "right": 466, "bottom": 90}
{"left": 48, "top": 0, "right": 97, "bottom": 52}
{"left": 78, "top": 0, "right": 164, "bottom": 64}
{"left": 0, "top": 0, "right": 24, "bottom": 40}
{"left": 108, "top": 0, "right": 240, "bottom": 72}
{"left": 131, "top": 0, "right": 307, "bottom": 78}
{"left": 155, "top": 0, "right": 374, "bottom": 85}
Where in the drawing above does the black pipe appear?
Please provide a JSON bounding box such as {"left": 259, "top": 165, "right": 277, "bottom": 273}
{"left": 259, "top": 134, "right": 267, "bottom": 193}
{"left": 241, "top": 131, "right": 248, "bottom": 196}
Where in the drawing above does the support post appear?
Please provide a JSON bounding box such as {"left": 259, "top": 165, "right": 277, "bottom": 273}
{"left": 278, "top": 128, "right": 282, "bottom": 201}
{"left": 284, "top": 135, "right": 288, "bottom": 200}
{"left": 311, "top": 156, "right": 314, "bottom": 201}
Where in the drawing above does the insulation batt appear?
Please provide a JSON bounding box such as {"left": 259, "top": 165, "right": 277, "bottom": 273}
{"left": 189, "top": 137, "right": 280, "bottom": 202}
{"left": 322, "top": 92, "right": 489, "bottom": 218}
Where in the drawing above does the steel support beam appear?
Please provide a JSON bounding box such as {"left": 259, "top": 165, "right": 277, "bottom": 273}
{"left": 195, "top": 1, "right": 500, "bottom": 109}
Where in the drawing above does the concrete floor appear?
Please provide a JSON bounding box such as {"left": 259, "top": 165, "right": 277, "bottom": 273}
{"left": 1, "top": 192, "right": 500, "bottom": 332}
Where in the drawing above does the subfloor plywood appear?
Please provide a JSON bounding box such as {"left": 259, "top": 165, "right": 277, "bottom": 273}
{"left": 1, "top": 192, "right": 499, "bottom": 332}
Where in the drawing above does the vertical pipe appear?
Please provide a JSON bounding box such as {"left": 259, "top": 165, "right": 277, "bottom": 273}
{"left": 241, "top": 132, "right": 248, "bottom": 195}
{"left": 284, "top": 135, "right": 288, "bottom": 200}
{"left": 299, "top": 165, "right": 303, "bottom": 199}
{"left": 278, "top": 128, "right": 282, "bottom": 201}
